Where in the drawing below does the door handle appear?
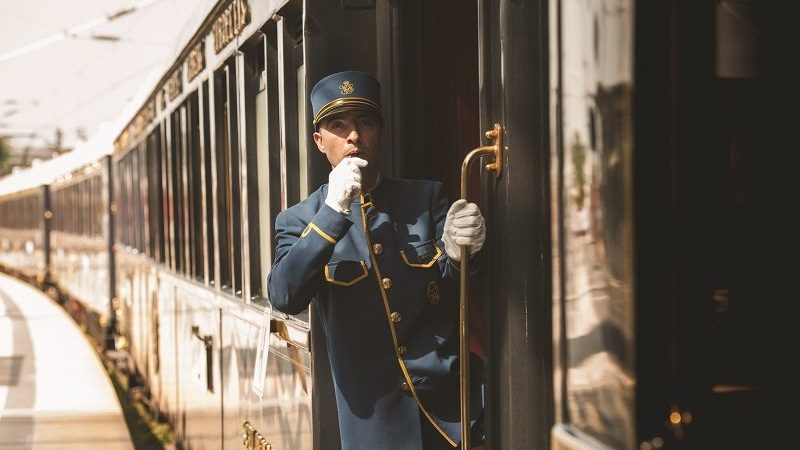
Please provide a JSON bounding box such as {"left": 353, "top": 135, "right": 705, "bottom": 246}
{"left": 458, "top": 123, "right": 503, "bottom": 450}
{"left": 191, "top": 324, "right": 213, "bottom": 347}
{"left": 191, "top": 325, "right": 214, "bottom": 392}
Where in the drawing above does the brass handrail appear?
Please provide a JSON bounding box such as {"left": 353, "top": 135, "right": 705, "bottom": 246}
{"left": 458, "top": 123, "right": 503, "bottom": 450}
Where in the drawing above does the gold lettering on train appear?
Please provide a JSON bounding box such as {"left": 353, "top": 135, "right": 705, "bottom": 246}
{"left": 115, "top": 99, "right": 156, "bottom": 152}
{"left": 212, "top": 0, "right": 251, "bottom": 54}
{"left": 166, "top": 67, "right": 182, "bottom": 101}
{"left": 186, "top": 41, "right": 205, "bottom": 82}
{"left": 241, "top": 421, "right": 273, "bottom": 450}
{"left": 156, "top": 91, "right": 166, "bottom": 113}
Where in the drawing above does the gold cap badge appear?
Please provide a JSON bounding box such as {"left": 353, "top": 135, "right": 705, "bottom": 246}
{"left": 339, "top": 80, "right": 355, "bottom": 95}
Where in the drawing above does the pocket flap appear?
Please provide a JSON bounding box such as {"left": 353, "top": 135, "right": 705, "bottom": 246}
{"left": 400, "top": 240, "right": 442, "bottom": 268}
{"left": 324, "top": 260, "right": 369, "bottom": 286}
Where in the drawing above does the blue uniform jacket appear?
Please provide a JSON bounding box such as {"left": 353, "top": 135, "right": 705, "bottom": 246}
{"left": 267, "top": 178, "right": 483, "bottom": 450}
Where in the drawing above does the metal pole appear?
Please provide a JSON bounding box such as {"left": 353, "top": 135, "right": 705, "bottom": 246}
{"left": 458, "top": 124, "right": 503, "bottom": 450}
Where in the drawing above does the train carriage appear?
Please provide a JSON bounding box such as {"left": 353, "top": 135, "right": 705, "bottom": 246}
{"left": 1, "top": 0, "right": 792, "bottom": 449}
{"left": 49, "top": 156, "right": 115, "bottom": 346}
{"left": 111, "top": 1, "right": 312, "bottom": 448}
{"left": 0, "top": 185, "right": 48, "bottom": 284}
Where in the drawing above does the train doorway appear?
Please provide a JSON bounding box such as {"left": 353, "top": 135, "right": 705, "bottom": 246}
{"left": 397, "top": 0, "right": 480, "bottom": 203}
{"left": 400, "top": 1, "right": 554, "bottom": 449}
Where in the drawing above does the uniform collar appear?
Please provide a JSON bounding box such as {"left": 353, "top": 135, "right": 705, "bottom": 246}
{"left": 361, "top": 172, "right": 383, "bottom": 203}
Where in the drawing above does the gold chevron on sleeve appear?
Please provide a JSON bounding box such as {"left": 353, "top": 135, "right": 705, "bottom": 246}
{"left": 301, "top": 222, "right": 337, "bottom": 244}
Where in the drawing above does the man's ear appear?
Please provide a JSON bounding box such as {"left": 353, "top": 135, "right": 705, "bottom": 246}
{"left": 313, "top": 131, "right": 325, "bottom": 152}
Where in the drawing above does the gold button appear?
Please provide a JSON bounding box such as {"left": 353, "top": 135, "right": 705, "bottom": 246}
{"left": 400, "top": 381, "right": 409, "bottom": 391}
{"left": 372, "top": 243, "right": 383, "bottom": 255}
{"left": 390, "top": 312, "right": 401, "bottom": 323}
{"left": 398, "top": 345, "right": 407, "bottom": 356}
{"left": 382, "top": 277, "right": 392, "bottom": 289}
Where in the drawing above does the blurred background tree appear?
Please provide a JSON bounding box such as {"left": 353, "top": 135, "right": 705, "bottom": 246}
{"left": 0, "top": 136, "right": 10, "bottom": 175}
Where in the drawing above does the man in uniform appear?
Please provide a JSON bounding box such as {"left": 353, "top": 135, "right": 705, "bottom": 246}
{"left": 267, "top": 70, "right": 486, "bottom": 450}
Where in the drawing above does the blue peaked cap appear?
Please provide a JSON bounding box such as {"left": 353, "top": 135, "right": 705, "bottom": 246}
{"left": 310, "top": 70, "right": 382, "bottom": 127}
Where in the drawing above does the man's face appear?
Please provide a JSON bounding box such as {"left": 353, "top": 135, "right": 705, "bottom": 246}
{"left": 313, "top": 110, "right": 382, "bottom": 173}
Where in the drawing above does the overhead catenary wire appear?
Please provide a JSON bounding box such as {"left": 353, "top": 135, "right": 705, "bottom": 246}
{"left": 0, "top": 0, "right": 167, "bottom": 65}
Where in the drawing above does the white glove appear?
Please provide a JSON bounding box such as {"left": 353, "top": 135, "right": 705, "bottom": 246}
{"left": 325, "top": 157, "right": 367, "bottom": 215}
{"left": 442, "top": 199, "right": 485, "bottom": 262}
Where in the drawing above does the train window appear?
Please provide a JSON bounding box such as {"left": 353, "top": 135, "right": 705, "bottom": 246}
{"left": 59, "top": 190, "right": 65, "bottom": 232}
{"left": 201, "top": 81, "right": 215, "bottom": 286}
{"left": 73, "top": 182, "right": 80, "bottom": 235}
{"left": 129, "top": 153, "right": 136, "bottom": 246}
{"left": 85, "top": 179, "right": 92, "bottom": 237}
{"left": 85, "top": 180, "right": 89, "bottom": 235}
{"left": 162, "top": 121, "right": 172, "bottom": 263}
{"left": 69, "top": 181, "right": 75, "bottom": 235}
{"left": 95, "top": 174, "right": 105, "bottom": 237}
{"left": 12, "top": 198, "right": 16, "bottom": 228}
{"left": 85, "top": 179, "right": 91, "bottom": 236}
{"left": 264, "top": 23, "right": 283, "bottom": 277}
{"left": 81, "top": 180, "right": 88, "bottom": 236}
{"left": 115, "top": 160, "right": 122, "bottom": 243}
{"left": 79, "top": 180, "right": 86, "bottom": 236}
{"left": 275, "top": 12, "right": 309, "bottom": 321}
{"left": 120, "top": 157, "right": 130, "bottom": 247}
{"left": 160, "top": 120, "right": 172, "bottom": 267}
{"left": 90, "top": 178, "right": 96, "bottom": 236}
{"left": 179, "top": 105, "right": 192, "bottom": 275}
{"left": 296, "top": 53, "right": 308, "bottom": 200}
{"left": 241, "top": 33, "right": 271, "bottom": 302}
{"left": 93, "top": 176, "right": 98, "bottom": 237}
{"left": 20, "top": 196, "right": 25, "bottom": 229}
{"left": 147, "top": 128, "right": 165, "bottom": 262}
{"left": 186, "top": 92, "right": 205, "bottom": 281}
{"left": 93, "top": 176, "right": 101, "bottom": 238}
{"left": 275, "top": 13, "right": 302, "bottom": 209}
{"left": 75, "top": 181, "right": 82, "bottom": 236}
{"left": 139, "top": 145, "right": 148, "bottom": 251}
{"left": 59, "top": 189, "right": 64, "bottom": 233}
{"left": 91, "top": 177, "right": 97, "bottom": 237}
{"left": 117, "top": 157, "right": 129, "bottom": 245}
{"left": 61, "top": 188, "right": 67, "bottom": 233}
{"left": 213, "top": 60, "right": 244, "bottom": 297}
{"left": 134, "top": 147, "right": 145, "bottom": 252}
{"left": 124, "top": 154, "right": 132, "bottom": 245}
{"left": 89, "top": 178, "right": 95, "bottom": 236}
{"left": 169, "top": 108, "right": 185, "bottom": 273}
{"left": 214, "top": 66, "right": 231, "bottom": 292}
{"left": 141, "top": 143, "right": 151, "bottom": 253}
{"left": 126, "top": 154, "right": 133, "bottom": 246}
{"left": 33, "top": 195, "right": 39, "bottom": 229}
{"left": 179, "top": 105, "right": 193, "bottom": 276}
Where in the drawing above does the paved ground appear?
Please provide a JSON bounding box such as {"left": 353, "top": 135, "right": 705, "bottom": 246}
{"left": 0, "top": 273, "right": 134, "bottom": 449}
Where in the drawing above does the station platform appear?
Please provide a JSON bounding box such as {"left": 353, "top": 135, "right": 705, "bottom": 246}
{"left": 0, "top": 273, "right": 134, "bottom": 449}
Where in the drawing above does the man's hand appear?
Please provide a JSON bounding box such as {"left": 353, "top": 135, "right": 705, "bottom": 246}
{"left": 442, "top": 199, "right": 485, "bottom": 262}
{"left": 325, "top": 157, "right": 367, "bottom": 215}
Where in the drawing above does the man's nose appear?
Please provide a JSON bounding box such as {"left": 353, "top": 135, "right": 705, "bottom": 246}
{"left": 346, "top": 126, "right": 360, "bottom": 144}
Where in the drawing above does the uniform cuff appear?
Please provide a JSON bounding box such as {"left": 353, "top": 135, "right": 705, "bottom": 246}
{"left": 305, "top": 203, "right": 353, "bottom": 243}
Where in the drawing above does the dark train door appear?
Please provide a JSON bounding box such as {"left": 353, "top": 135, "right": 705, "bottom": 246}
{"left": 393, "top": 0, "right": 554, "bottom": 446}
{"left": 475, "top": 1, "right": 554, "bottom": 450}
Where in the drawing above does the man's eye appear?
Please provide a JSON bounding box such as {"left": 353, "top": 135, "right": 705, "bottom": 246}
{"left": 358, "top": 118, "right": 375, "bottom": 127}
